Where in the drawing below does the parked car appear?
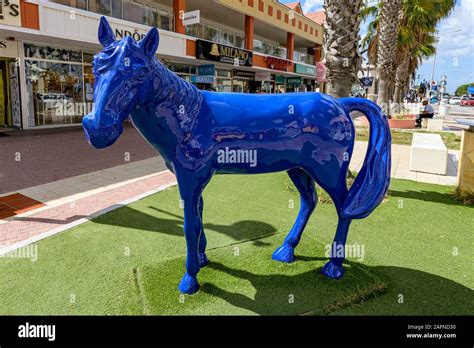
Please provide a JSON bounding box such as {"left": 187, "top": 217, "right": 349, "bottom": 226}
{"left": 460, "top": 96, "right": 474, "bottom": 107}
{"left": 449, "top": 96, "right": 462, "bottom": 105}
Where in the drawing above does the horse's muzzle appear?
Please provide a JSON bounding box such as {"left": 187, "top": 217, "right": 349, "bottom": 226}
{"left": 82, "top": 114, "right": 123, "bottom": 149}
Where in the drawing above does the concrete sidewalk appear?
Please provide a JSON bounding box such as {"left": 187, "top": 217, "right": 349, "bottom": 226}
{"left": 349, "top": 142, "right": 459, "bottom": 186}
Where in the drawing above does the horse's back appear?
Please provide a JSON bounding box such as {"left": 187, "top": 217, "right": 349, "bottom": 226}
{"left": 203, "top": 92, "right": 342, "bottom": 125}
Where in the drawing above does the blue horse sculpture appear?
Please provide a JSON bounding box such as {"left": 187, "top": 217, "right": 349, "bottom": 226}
{"left": 83, "top": 17, "right": 391, "bottom": 294}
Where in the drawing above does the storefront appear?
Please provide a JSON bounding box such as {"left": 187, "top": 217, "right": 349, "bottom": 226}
{"left": 22, "top": 43, "right": 95, "bottom": 128}
{"left": 294, "top": 63, "right": 317, "bottom": 92}
{"left": 286, "top": 77, "right": 303, "bottom": 92}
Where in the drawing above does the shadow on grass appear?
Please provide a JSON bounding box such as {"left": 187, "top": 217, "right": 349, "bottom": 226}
{"left": 200, "top": 260, "right": 473, "bottom": 315}
{"left": 93, "top": 206, "right": 277, "bottom": 246}
{"left": 388, "top": 189, "right": 472, "bottom": 207}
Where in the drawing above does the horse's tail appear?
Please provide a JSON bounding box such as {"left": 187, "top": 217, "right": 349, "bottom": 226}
{"left": 339, "top": 98, "right": 391, "bottom": 219}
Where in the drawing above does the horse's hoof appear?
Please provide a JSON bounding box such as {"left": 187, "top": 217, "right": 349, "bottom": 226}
{"left": 199, "top": 253, "right": 209, "bottom": 267}
{"left": 178, "top": 273, "right": 200, "bottom": 294}
{"left": 322, "top": 261, "right": 345, "bottom": 279}
{"left": 272, "top": 244, "right": 295, "bottom": 263}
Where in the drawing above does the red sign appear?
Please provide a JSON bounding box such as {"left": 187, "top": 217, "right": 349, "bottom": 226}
{"left": 264, "top": 56, "right": 291, "bottom": 71}
{"left": 316, "top": 62, "right": 327, "bottom": 82}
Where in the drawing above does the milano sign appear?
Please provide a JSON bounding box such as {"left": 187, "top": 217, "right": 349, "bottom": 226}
{"left": 196, "top": 40, "right": 253, "bottom": 67}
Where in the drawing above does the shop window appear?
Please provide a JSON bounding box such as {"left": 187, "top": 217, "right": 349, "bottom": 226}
{"left": 23, "top": 44, "right": 96, "bottom": 128}
{"left": 123, "top": 1, "right": 150, "bottom": 26}
{"left": 24, "top": 44, "right": 82, "bottom": 63}
{"left": 51, "top": 0, "right": 86, "bottom": 10}
{"left": 186, "top": 23, "right": 203, "bottom": 38}
{"left": 111, "top": 0, "right": 123, "bottom": 19}
{"left": 253, "top": 37, "right": 285, "bottom": 58}
{"left": 167, "top": 63, "right": 191, "bottom": 74}
{"left": 88, "top": 0, "right": 112, "bottom": 15}
{"left": 216, "top": 69, "right": 231, "bottom": 78}
{"left": 25, "top": 61, "right": 84, "bottom": 127}
{"left": 294, "top": 50, "right": 315, "bottom": 65}
{"left": 204, "top": 25, "right": 219, "bottom": 42}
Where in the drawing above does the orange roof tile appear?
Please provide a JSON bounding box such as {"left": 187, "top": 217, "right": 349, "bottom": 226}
{"left": 306, "top": 10, "right": 326, "bottom": 25}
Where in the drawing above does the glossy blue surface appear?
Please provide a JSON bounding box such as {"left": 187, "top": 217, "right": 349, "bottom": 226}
{"left": 83, "top": 17, "right": 391, "bottom": 294}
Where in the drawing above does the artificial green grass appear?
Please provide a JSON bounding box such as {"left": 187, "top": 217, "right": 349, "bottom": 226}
{"left": 0, "top": 173, "right": 472, "bottom": 315}
{"left": 137, "top": 234, "right": 384, "bottom": 315}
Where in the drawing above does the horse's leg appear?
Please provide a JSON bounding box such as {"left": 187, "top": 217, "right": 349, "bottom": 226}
{"left": 176, "top": 171, "right": 210, "bottom": 294}
{"left": 322, "top": 217, "right": 352, "bottom": 279}
{"left": 301, "top": 165, "right": 351, "bottom": 278}
{"left": 272, "top": 168, "right": 317, "bottom": 263}
{"left": 197, "top": 196, "right": 209, "bottom": 267}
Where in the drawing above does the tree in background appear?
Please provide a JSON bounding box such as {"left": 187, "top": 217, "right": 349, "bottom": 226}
{"left": 322, "top": 0, "right": 363, "bottom": 97}
{"left": 375, "top": 0, "right": 402, "bottom": 114}
{"left": 362, "top": 0, "right": 455, "bottom": 105}
{"left": 455, "top": 83, "right": 474, "bottom": 96}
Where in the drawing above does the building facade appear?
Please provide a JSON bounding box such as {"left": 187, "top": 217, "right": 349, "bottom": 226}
{"left": 0, "top": 0, "right": 323, "bottom": 129}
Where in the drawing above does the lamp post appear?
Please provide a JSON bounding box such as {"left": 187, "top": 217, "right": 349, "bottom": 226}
{"left": 429, "top": 29, "right": 462, "bottom": 97}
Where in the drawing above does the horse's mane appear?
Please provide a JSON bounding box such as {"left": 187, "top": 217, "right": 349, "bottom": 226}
{"left": 151, "top": 58, "right": 203, "bottom": 134}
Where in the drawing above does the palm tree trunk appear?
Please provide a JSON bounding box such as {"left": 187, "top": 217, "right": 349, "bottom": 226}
{"left": 376, "top": 0, "right": 402, "bottom": 114}
{"left": 326, "top": 78, "right": 352, "bottom": 98}
{"left": 323, "top": 0, "right": 363, "bottom": 98}
{"left": 393, "top": 54, "right": 410, "bottom": 104}
{"left": 393, "top": 84, "right": 402, "bottom": 104}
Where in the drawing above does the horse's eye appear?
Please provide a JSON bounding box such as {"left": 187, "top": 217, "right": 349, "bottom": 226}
{"left": 137, "top": 68, "right": 148, "bottom": 80}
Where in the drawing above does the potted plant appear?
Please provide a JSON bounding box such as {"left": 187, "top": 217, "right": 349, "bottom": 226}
{"left": 387, "top": 113, "right": 417, "bottom": 129}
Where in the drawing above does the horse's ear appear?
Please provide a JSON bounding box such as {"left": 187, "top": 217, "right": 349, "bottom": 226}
{"left": 98, "top": 16, "right": 115, "bottom": 47}
{"left": 139, "top": 28, "right": 159, "bottom": 58}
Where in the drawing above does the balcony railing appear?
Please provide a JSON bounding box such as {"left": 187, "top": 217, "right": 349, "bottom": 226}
{"left": 50, "top": 0, "right": 174, "bottom": 31}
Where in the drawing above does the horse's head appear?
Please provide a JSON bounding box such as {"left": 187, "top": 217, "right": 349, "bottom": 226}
{"left": 83, "top": 17, "right": 159, "bottom": 149}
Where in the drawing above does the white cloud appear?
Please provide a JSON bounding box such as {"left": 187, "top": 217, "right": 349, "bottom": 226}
{"left": 435, "top": 0, "right": 474, "bottom": 58}
{"left": 300, "top": 0, "right": 324, "bottom": 13}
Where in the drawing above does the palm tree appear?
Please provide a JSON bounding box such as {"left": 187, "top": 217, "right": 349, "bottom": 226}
{"left": 322, "top": 0, "right": 363, "bottom": 97}
{"left": 393, "top": 30, "right": 436, "bottom": 103}
{"left": 363, "top": 0, "right": 456, "bottom": 105}
{"left": 392, "top": 0, "right": 455, "bottom": 102}
{"left": 375, "top": 0, "right": 402, "bottom": 113}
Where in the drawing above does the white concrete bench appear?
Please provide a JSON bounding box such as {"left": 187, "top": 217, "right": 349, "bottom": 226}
{"left": 409, "top": 133, "right": 448, "bottom": 175}
{"left": 427, "top": 118, "right": 444, "bottom": 131}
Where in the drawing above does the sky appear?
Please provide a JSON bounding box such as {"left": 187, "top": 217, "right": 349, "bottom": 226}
{"left": 279, "top": 0, "right": 474, "bottom": 94}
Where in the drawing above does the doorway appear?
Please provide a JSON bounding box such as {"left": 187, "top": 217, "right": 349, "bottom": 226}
{"left": 0, "top": 58, "right": 21, "bottom": 128}
{"left": 0, "top": 59, "right": 9, "bottom": 127}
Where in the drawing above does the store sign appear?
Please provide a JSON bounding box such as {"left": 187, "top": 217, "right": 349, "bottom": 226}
{"left": 295, "top": 64, "right": 316, "bottom": 76}
{"left": 182, "top": 10, "right": 200, "bottom": 26}
{"left": 264, "top": 56, "right": 291, "bottom": 71}
{"left": 191, "top": 76, "right": 215, "bottom": 84}
{"left": 196, "top": 40, "right": 253, "bottom": 67}
{"left": 0, "top": 0, "right": 20, "bottom": 27}
{"left": 255, "top": 72, "right": 271, "bottom": 81}
{"left": 0, "top": 39, "right": 18, "bottom": 58}
{"left": 316, "top": 62, "right": 327, "bottom": 83}
{"left": 114, "top": 28, "right": 147, "bottom": 41}
{"left": 275, "top": 75, "right": 286, "bottom": 84}
{"left": 198, "top": 64, "right": 215, "bottom": 76}
{"left": 234, "top": 70, "right": 255, "bottom": 79}
{"left": 359, "top": 77, "right": 374, "bottom": 87}
{"left": 287, "top": 77, "right": 302, "bottom": 85}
